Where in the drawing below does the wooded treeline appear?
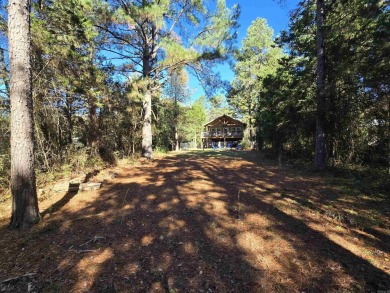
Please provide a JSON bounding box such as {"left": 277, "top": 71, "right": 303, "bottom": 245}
{"left": 0, "top": 0, "right": 237, "bottom": 193}
{"left": 0, "top": 0, "right": 389, "bottom": 228}
{"left": 228, "top": 0, "right": 389, "bottom": 169}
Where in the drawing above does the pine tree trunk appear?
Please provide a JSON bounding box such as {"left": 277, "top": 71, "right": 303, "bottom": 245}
{"left": 174, "top": 126, "right": 179, "bottom": 151}
{"left": 8, "top": 0, "right": 40, "bottom": 229}
{"left": 173, "top": 95, "right": 179, "bottom": 151}
{"left": 278, "top": 143, "right": 283, "bottom": 167}
{"left": 315, "top": 0, "right": 327, "bottom": 170}
{"left": 141, "top": 40, "right": 154, "bottom": 158}
{"left": 142, "top": 89, "right": 153, "bottom": 159}
{"left": 248, "top": 107, "right": 254, "bottom": 149}
{"left": 88, "top": 101, "right": 99, "bottom": 156}
{"left": 65, "top": 96, "right": 73, "bottom": 144}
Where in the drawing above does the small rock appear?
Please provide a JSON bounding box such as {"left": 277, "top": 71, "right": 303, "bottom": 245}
{"left": 53, "top": 183, "right": 69, "bottom": 192}
{"left": 108, "top": 171, "right": 118, "bottom": 179}
{"left": 79, "top": 182, "right": 102, "bottom": 191}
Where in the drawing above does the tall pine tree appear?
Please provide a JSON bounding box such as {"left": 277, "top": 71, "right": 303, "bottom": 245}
{"left": 8, "top": 0, "right": 40, "bottom": 229}
{"left": 98, "top": 0, "right": 239, "bottom": 158}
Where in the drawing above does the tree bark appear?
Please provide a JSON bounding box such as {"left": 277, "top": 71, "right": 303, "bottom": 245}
{"left": 142, "top": 89, "right": 153, "bottom": 158}
{"left": 248, "top": 102, "right": 255, "bottom": 149}
{"left": 174, "top": 125, "right": 179, "bottom": 151}
{"left": 8, "top": 0, "right": 40, "bottom": 229}
{"left": 174, "top": 97, "right": 179, "bottom": 151}
{"left": 249, "top": 118, "right": 253, "bottom": 149}
{"left": 64, "top": 96, "right": 73, "bottom": 144}
{"left": 141, "top": 34, "right": 154, "bottom": 158}
{"left": 315, "top": 0, "right": 327, "bottom": 170}
{"left": 88, "top": 100, "right": 99, "bottom": 155}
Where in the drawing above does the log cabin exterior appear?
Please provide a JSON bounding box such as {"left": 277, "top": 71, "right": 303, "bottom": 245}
{"left": 201, "top": 114, "right": 246, "bottom": 148}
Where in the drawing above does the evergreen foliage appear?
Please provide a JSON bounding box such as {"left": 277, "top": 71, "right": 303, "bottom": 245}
{"left": 228, "top": 18, "right": 283, "bottom": 147}
{"left": 0, "top": 0, "right": 388, "bottom": 225}
{"left": 96, "top": 0, "right": 239, "bottom": 158}
{"left": 250, "top": 0, "right": 389, "bottom": 169}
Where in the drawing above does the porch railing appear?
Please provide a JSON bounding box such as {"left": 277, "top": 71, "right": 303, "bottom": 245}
{"left": 201, "top": 131, "right": 244, "bottom": 139}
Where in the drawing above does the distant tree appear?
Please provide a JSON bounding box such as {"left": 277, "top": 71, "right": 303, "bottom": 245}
{"left": 8, "top": 0, "right": 40, "bottom": 228}
{"left": 31, "top": 0, "right": 107, "bottom": 159}
{"left": 259, "top": 0, "right": 389, "bottom": 169}
{"left": 228, "top": 18, "right": 282, "bottom": 147}
{"left": 165, "top": 68, "right": 190, "bottom": 151}
{"left": 207, "top": 94, "right": 231, "bottom": 121}
{"left": 183, "top": 97, "right": 207, "bottom": 147}
{"left": 98, "top": 0, "right": 239, "bottom": 158}
{"left": 314, "top": 0, "right": 326, "bottom": 170}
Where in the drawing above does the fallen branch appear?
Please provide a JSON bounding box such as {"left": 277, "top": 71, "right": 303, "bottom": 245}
{"left": 0, "top": 273, "right": 37, "bottom": 284}
{"left": 80, "top": 235, "right": 105, "bottom": 247}
{"left": 74, "top": 215, "right": 95, "bottom": 221}
{"left": 76, "top": 249, "right": 99, "bottom": 253}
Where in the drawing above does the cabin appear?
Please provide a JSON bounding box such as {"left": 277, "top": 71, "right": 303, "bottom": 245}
{"left": 201, "top": 114, "right": 246, "bottom": 148}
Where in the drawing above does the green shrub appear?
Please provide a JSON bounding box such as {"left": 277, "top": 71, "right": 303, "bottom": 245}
{"left": 154, "top": 146, "right": 168, "bottom": 155}
{"left": 241, "top": 138, "right": 251, "bottom": 150}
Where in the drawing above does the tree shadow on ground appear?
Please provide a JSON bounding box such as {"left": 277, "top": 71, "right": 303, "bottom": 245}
{"left": 41, "top": 190, "right": 79, "bottom": 217}
{"left": 0, "top": 150, "right": 389, "bottom": 292}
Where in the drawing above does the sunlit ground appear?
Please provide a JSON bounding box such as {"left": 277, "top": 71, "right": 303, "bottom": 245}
{"left": 0, "top": 150, "right": 389, "bottom": 292}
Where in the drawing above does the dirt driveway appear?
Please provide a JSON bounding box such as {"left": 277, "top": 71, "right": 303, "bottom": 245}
{"left": 0, "top": 150, "right": 389, "bottom": 292}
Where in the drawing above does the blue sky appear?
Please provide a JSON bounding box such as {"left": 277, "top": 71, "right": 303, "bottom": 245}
{"left": 188, "top": 0, "right": 300, "bottom": 103}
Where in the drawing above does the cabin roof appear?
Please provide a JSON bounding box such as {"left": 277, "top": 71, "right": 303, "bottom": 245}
{"left": 204, "top": 114, "right": 247, "bottom": 128}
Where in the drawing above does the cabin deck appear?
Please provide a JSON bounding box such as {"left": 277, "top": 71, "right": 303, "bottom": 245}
{"left": 201, "top": 131, "right": 244, "bottom": 139}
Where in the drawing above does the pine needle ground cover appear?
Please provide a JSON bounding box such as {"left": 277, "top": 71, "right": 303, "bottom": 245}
{"left": 0, "top": 151, "right": 389, "bottom": 292}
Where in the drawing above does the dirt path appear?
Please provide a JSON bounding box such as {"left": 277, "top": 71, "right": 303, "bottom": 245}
{"left": 0, "top": 150, "right": 389, "bottom": 292}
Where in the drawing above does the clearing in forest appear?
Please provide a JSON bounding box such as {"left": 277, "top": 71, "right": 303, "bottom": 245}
{"left": 0, "top": 150, "right": 389, "bottom": 292}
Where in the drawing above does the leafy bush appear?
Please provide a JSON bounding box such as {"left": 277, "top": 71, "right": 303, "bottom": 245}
{"left": 241, "top": 138, "right": 251, "bottom": 150}
{"left": 154, "top": 146, "right": 169, "bottom": 155}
